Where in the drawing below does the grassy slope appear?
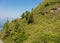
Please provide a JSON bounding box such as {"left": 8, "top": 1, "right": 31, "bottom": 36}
{"left": 1, "top": 0, "right": 60, "bottom": 43}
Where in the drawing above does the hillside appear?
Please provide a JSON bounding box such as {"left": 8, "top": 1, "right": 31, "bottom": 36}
{"left": 1, "top": 0, "right": 60, "bottom": 43}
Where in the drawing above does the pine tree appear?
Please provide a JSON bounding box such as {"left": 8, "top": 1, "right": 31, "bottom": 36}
{"left": 25, "top": 9, "right": 34, "bottom": 24}
{"left": 25, "top": 11, "right": 30, "bottom": 20}
{"left": 21, "top": 12, "right": 25, "bottom": 19}
{"left": 27, "top": 8, "right": 34, "bottom": 24}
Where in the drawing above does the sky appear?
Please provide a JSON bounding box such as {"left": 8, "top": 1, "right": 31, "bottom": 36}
{"left": 0, "top": 0, "right": 44, "bottom": 19}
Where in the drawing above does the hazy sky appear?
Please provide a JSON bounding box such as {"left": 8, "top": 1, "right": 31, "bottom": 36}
{"left": 0, "top": 0, "right": 44, "bottom": 19}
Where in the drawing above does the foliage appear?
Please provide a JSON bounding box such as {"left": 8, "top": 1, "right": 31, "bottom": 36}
{"left": 1, "top": 0, "right": 60, "bottom": 43}
{"left": 21, "top": 12, "right": 26, "bottom": 19}
{"left": 25, "top": 10, "right": 34, "bottom": 24}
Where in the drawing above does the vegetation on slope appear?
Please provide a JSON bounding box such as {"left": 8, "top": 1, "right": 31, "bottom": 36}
{"left": 1, "top": 0, "right": 60, "bottom": 43}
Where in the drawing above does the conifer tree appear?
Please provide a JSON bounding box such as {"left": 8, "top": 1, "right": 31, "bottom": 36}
{"left": 21, "top": 12, "right": 25, "bottom": 19}
{"left": 27, "top": 8, "right": 34, "bottom": 24}
{"left": 25, "top": 11, "right": 30, "bottom": 20}
{"left": 25, "top": 9, "right": 34, "bottom": 24}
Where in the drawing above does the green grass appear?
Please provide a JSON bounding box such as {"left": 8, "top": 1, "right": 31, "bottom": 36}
{"left": 1, "top": 0, "right": 60, "bottom": 43}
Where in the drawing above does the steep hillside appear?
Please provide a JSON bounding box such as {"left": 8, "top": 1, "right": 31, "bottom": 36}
{"left": 1, "top": 0, "right": 60, "bottom": 43}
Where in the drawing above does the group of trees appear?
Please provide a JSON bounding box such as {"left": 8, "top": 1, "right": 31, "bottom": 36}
{"left": 1, "top": 0, "right": 60, "bottom": 43}
{"left": 1, "top": 18, "right": 29, "bottom": 43}
{"left": 21, "top": 8, "right": 34, "bottom": 24}
{"left": 1, "top": 8, "right": 34, "bottom": 43}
